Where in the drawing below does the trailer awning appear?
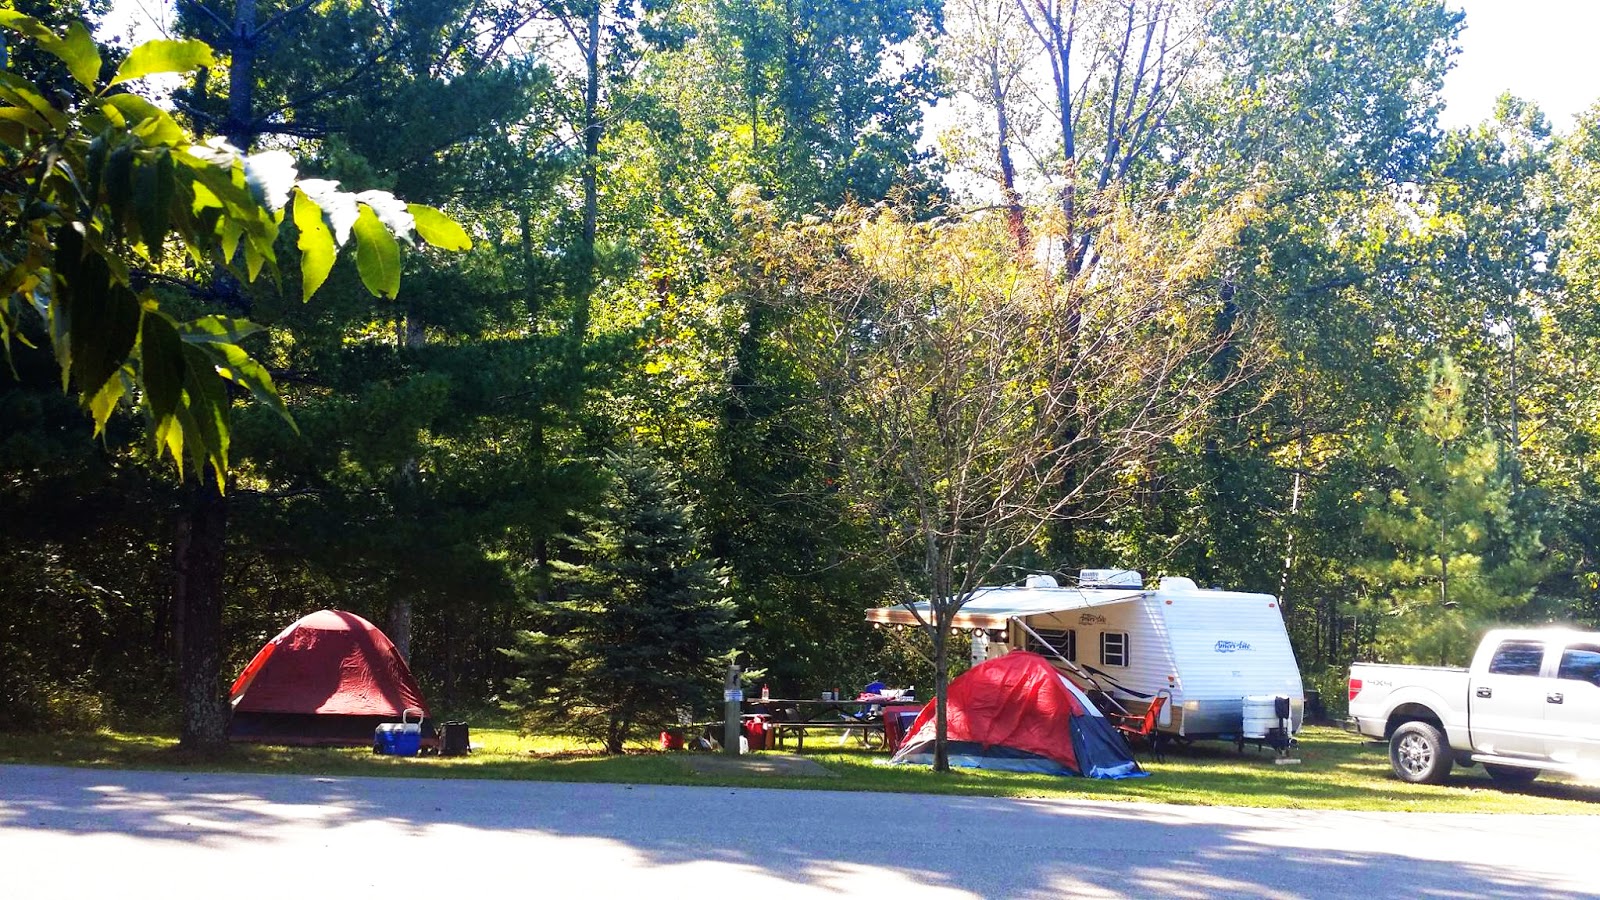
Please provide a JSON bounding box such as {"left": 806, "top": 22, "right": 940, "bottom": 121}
{"left": 865, "top": 585, "right": 1147, "bottom": 631}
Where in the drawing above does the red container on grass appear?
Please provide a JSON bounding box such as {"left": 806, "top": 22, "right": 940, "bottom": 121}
{"left": 741, "top": 714, "right": 772, "bottom": 751}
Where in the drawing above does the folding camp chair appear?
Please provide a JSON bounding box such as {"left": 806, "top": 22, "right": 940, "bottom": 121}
{"left": 1107, "top": 691, "right": 1169, "bottom": 762}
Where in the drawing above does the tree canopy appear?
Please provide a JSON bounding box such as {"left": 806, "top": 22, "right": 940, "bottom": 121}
{"left": 3, "top": 0, "right": 1599, "bottom": 752}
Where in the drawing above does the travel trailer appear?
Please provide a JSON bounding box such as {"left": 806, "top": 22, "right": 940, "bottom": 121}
{"left": 865, "top": 570, "right": 1305, "bottom": 741}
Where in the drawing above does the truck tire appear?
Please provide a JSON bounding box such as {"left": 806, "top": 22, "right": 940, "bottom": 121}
{"left": 1484, "top": 764, "right": 1539, "bottom": 788}
{"left": 1390, "top": 721, "right": 1452, "bottom": 784}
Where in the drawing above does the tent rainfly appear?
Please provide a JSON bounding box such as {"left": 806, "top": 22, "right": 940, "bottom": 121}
{"left": 890, "top": 650, "right": 1145, "bottom": 778}
{"left": 228, "top": 609, "right": 430, "bottom": 746}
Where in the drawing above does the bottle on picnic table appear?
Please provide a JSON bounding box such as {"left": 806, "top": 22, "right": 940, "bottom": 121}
{"left": 761, "top": 683, "right": 769, "bottom": 701}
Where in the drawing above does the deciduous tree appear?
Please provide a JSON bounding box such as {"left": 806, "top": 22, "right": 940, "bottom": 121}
{"left": 748, "top": 195, "right": 1261, "bottom": 769}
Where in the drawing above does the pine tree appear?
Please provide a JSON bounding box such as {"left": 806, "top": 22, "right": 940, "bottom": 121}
{"left": 1355, "top": 356, "right": 1543, "bottom": 665}
{"left": 503, "top": 445, "right": 741, "bottom": 754}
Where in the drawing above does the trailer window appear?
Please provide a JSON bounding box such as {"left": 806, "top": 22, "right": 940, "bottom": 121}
{"left": 1487, "top": 641, "right": 1545, "bottom": 677}
{"left": 1025, "top": 628, "right": 1076, "bottom": 661}
{"left": 1101, "top": 631, "right": 1129, "bottom": 667}
{"left": 1557, "top": 646, "right": 1600, "bottom": 687}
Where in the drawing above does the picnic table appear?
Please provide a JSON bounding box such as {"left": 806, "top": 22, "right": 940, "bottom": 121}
{"left": 743, "top": 696, "right": 910, "bottom": 751}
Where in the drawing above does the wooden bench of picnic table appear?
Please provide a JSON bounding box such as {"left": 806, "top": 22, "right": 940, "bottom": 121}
{"left": 770, "top": 719, "right": 883, "bottom": 750}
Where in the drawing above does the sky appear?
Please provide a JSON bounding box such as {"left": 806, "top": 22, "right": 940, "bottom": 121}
{"left": 1439, "top": 0, "right": 1599, "bottom": 130}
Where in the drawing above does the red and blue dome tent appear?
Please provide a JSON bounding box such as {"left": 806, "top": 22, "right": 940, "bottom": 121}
{"left": 228, "top": 610, "right": 431, "bottom": 746}
{"left": 889, "top": 651, "right": 1145, "bottom": 778}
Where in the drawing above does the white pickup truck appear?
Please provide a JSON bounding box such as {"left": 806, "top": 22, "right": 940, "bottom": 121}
{"left": 1346, "top": 628, "right": 1600, "bottom": 785}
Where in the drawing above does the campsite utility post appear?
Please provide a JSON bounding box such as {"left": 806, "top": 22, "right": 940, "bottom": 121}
{"left": 724, "top": 664, "right": 742, "bottom": 755}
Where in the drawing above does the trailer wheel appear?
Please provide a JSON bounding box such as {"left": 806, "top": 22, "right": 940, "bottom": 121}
{"left": 1484, "top": 764, "right": 1539, "bottom": 788}
{"left": 1390, "top": 721, "right": 1452, "bottom": 784}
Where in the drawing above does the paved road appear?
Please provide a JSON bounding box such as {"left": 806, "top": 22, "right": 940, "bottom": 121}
{"left": 2, "top": 763, "right": 1596, "bottom": 899}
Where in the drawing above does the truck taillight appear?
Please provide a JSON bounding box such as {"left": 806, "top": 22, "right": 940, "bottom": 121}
{"left": 1348, "top": 678, "right": 1362, "bottom": 701}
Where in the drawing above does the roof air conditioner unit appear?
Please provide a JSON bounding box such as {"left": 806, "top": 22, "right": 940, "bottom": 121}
{"left": 1079, "top": 568, "right": 1143, "bottom": 589}
{"left": 1023, "top": 574, "right": 1059, "bottom": 588}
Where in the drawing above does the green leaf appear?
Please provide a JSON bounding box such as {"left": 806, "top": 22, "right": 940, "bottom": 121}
{"left": 108, "top": 39, "right": 215, "bottom": 87}
{"left": 355, "top": 190, "right": 413, "bottom": 241}
{"left": 0, "top": 105, "right": 50, "bottom": 135}
{"left": 408, "top": 204, "right": 472, "bottom": 251}
{"left": 50, "top": 225, "right": 85, "bottom": 388}
{"left": 182, "top": 154, "right": 279, "bottom": 253}
{"left": 99, "top": 95, "right": 186, "bottom": 146}
{"left": 87, "top": 364, "right": 131, "bottom": 436}
{"left": 204, "top": 340, "right": 297, "bottom": 434}
{"left": 178, "top": 315, "right": 264, "bottom": 345}
{"left": 79, "top": 228, "right": 131, "bottom": 287}
{"left": 352, "top": 203, "right": 401, "bottom": 299}
{"left": 296, "top": 179, "right": 357, "bottom": 245}
{"left": 0, "top": 13, "right": 96, "bottom": 93}
{"left": 219, "top": 213, "right": 244, "bottom": 264}
{"left": 57, "top": 21, "right": 100, "bottom": 90}
{"left": 82, "top": 134, "right": 109, "bottom": 216}
{"left": 134, "top": 148, "right": 175, "bottom": 256}
{"left": 138, "top": 310, "right": 188, "bottom": 474}
{"left": 244, "top": 236, "right": 266, "bottom": 282}
{"left": 180, "top": 343, "right": 230, "bottom": 481}
{"left": 103, "top": 142, "right": 134, "bottom": 229}
{"left": 152, "top": 410, "right": 184, "bottom": 476}
{"left": 0, "top": 117, "right": 29, "bottom": 149}
{"left": 0, "top": 11, "right": 55, "bottom": 43}
{"left": 0, "top": 72, "right": 68, "bottom": 131}
{"left": 292, "top": 188, "right": 335, "bottom": 302}
{"left": 68, "top": 262, "right": 141, "bottom": 405}
{"left": 182, "top": 152, "right": 254, "bottom": 216}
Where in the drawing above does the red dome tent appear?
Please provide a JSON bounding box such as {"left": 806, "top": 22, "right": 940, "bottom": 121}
{"left": 890, "top": 651, "right": 1144, "bottom": 778}
{"left": 228, "top": 610, "right": 430, "bottom": 746}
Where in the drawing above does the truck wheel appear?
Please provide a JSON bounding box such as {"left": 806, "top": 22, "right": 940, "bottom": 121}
{"left": 1484, "top": 764, "right": 1539, "bottom": 788}
{"left": 1390, "top": 721, "right": 1452, "bottom": 784}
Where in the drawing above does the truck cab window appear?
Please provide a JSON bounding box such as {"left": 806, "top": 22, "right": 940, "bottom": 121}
{"left": 1557, "top": 646, "right": 1600, "bottom": 687}
{"left": 1487, "top": 641, "right": 1545, "bottom": 677}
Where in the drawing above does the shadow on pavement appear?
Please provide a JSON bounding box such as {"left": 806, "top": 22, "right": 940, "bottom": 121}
{"left": 0, "top": 763, "right": 1591, "bottom": 898}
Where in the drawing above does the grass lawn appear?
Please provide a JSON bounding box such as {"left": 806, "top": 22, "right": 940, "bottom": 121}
{"left": 2, "top": 725, "right": 1597, "bottom": 814}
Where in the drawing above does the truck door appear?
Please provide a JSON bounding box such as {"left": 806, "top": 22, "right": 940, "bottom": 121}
{"left": 1469, "top": 639, "right": 1549, "bottom": 758}
{"left": 1545, "top": 642, "right": 1600, "bottom": 765}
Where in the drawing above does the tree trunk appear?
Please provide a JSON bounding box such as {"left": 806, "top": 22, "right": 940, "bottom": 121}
{"left": 572, "top": 2, "right": 602, "bottom": 340}
{"left": 224, "top": 0, "right": 257, "bottom": 149}
{"left": 177, "top": 473, "right": 228, "bottom": 752}
{"left": 606, "top": 717, "right": 625, "bottom": 755}
{"left": 170, "top": 511, "right": 189, "bottom": 665}
{"left": 387, "top": 598, "right": 413, "bottom": 663}
{"left": 173, "top": 0, "right": 273, "bottom": 753}
{"left": 991, "top": 56, "right": 1028, "bottom": 254}
{"left": 387, "top": 312, "right": 426, "bottom": 663}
